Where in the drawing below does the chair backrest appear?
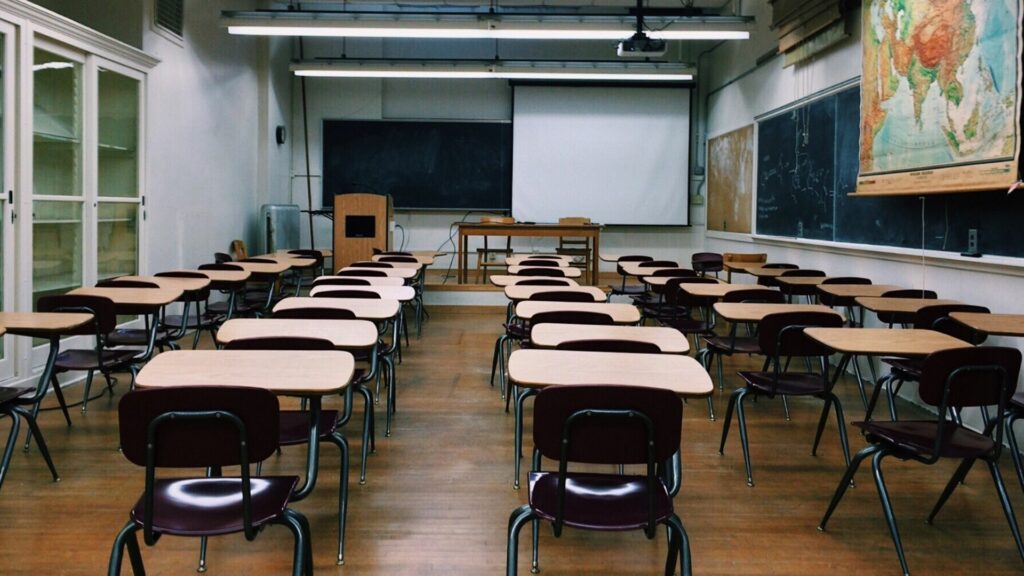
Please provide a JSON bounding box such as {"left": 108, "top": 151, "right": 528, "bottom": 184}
{"left": 119, "top": 386, "right": 280, "bottom": 468}
{"left": 529, "top": 290, "right": 598, "bottom": 303}
{"left": 336, "top": 269, "right": 386, "bottom": 277}
{"left": 762, "top": 263, "right": 798, "bottom": 269}
{"left": 913, "top": 304, "right": 990, "bottom": 344}
{"left": 881, "top": 289, "right": 938, "bottom": 299}
{"left": 530, "top": 311, "right": 615, "bottom": 326}
{"left": 516, "top": 279, "right": 572, "bottom": 286}
{"left": 155, "top": 271, "right": 212, "bottom": 302}
{"left": 664, "top": 277, "right": 719, "bottom": 308}
{"left": 512, "top": 267, "right": 566, "bottom": 277}
{"left": 529, "top": 255, "right": 564, "bottom": 260}
{"left": 638, "top": 260, "right": 678, "bottom": 268}
{"left": 314, "top": 289, "right": 381, "bottom": 299}
{"left": 757, "top": 311, "right": 843, "bottom": 358}
{"left": 691, "top": 252, "right": 724, "bottom": 273}
{"left": 223, "top": 336, "right": 335, "bottom": 351}
{"left": 554, "top": 339, "right": 661, "bottom": 354}
{"left": 37, "top": 294, "right": 117, "bottom": 335}
{"left": 722, "top": 288, "right": 786, "bottom": 304}
{"left": 199, "top": 263, "right": 245, "bottom": 272}
{"left": 349, "top": 261, "right": 392, "bottom": 269}
{"left": 518, "top": 259, "right": 559, "bottom": 267}
{"left": 821, "top": 276, "right": 871, "bottom": 285}
{"left": 239, "top": 258, "right": 276, "bottom": 264}
{"left": 615, "top": 255, "right": 653, "bottom": 275}
{"left": 273, "top": 307, "right": 356, "bottom": 320}
{"left": 214, "top": 252, "right": 233, "bottom": 264}
{"left": 96, "top": 279, "right": 160, "bottom": 289}
{"left": 378, "top": 256, "right": 418, "bottom": 263}
{"left": 651, "top": 268, "right": 697, "bottom": 277}
{"left": 380, "top": 251, "right": 412, "bottom": 256}
{"left": 312, "top": 277, "right": 371, "bottom": 287}
{"left": 780, "top": 269, "right": 826, "bottom": 277}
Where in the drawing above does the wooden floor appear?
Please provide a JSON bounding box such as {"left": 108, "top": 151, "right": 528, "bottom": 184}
{"left": 1, "top": 306, "right": 1023, "bottom": 575}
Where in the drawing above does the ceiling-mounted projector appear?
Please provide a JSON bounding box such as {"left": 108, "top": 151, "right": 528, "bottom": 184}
{"left": 617, "top": 32, "right": 667, "bottom": 57}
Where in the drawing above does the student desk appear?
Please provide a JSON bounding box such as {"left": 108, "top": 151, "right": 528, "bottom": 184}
{"left": 529, "top": 324, "right": 689, "bottom": 353}
{"left": 739, "top": 267, "right": 798, "bottom": 280}
{"left": 273, "top": 297, "right": 402, "bottom": 436}
{"left": 338, "top": 266, "right": 418, "bottom": 280}
{"left": 713, "top": 303, "right": 839, "bottom": 323}
{"left": 253, "top": 254, "right": 318, "bottom": 268}
{"left": 357, "top": 260, "right": 421, "bottom": 270}
{"left": 514, "top": 301, "right": 640, "bottom": 324}
{"left": 648, "top": 281, "right": 760, "bottom": 299}
{"left": 599, "top": 253, "right": 624, "bottom": 262}
{"left": 372, "top": 254, "right": 435, "bottom": 265}
{"left": 69, "top": 286, "right": 183, "bottom": 361}
{"left": 116, "top": 275, "right": 211, "bottom": 293}
{"left": 816, "top": 284, "right": 901, "bottom": 299}
{"left": 216, "top": 317, "right": 379, "bottom": 484}
{"left": 855, "top": 297, "right": 962, "bottom": 316}
{"left": 233, "top": 260, "right": 292, "bottom": 275}
{"left": 506, "top": 265, "right": 582, "bottom": 278}
{"left": 950, "top": 312, "right": 1024, "bottom": 337}
{"left": 508, "top": 349, "right": 712, "bottom": 489}
{"left": 176, "top": 269, "right": 251, "bottom": 321}
{"left": 456, "top": 222, "right": 601, "bottom": 285}
{"left": 314, "top": 275, "right": 405, "bottom": 287}
{"left": 488, "top": 275, "right": 579, "bottom": 287}
{"left": 804, "top": 327, "right": 971, "bottom": 416}
{"left": 0, "top": 312, "right": 93, "bottom": 446}
{"left": 504, "top": 255, "right": 571, "bottom": 267}
{"left": 619, "top": 262, "right": 676, "bottom": 277}
{"left": 642, "top": 276, "right": 727, "bottom": 287}
{"left": 503, "top": 285, "right": 607, "bottom": 303}
{"left": 135, "top": 349, "right": 354, "bottom": 501}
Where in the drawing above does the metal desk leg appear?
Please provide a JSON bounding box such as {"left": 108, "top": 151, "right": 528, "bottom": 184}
{"left": 513, "top": 388, "right": 538, "bottom": 490}
{"left": 292, "top": 396, "right": 322, "bottom": 501}
{"left": 24, "top": 336, "right": 62, "bottom": 451}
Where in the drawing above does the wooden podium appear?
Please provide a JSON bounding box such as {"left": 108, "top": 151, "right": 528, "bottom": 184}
{"left": 333, "top": 193, "right": 393, "bottom": 270}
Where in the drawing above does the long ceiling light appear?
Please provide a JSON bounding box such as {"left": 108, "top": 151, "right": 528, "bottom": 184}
{"left": 223, "top": 11, "right": 752, "bottom": 41}
{"left": 291, "top": 60, "right": 694, "bottom": 82}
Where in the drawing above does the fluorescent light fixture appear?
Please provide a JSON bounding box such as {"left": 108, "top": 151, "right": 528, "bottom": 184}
{"left": 224, "top": 12, "right": 751, "bottom": 41}
{"left": 292, "top": 61, "right": 694, "bottom": 82}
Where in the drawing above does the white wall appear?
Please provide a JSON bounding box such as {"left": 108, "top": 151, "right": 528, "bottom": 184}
{"left": 288, "top": 38, "right": 706, "bottom": 273}
{"left": 702, "top": 6, "right": 1024, "bottom": 422}
{"left": 142, "top": 0, "right": 291, "bottom": 271}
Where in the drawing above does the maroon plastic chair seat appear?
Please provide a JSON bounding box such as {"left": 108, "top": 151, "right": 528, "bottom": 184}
{"left": 704, "top": 335, "right": 760, "bottom": 355}
{"left": 739, "top": 370, "right": 833, "bottom": 396}
{"left": 279, "top": 410, "right": 341, "bottom": 447}
{"left": 518, "top": 259, "right": 559, "bottom": 267}
{"left": 852, "top": 420, "right": 996, "bottom": 459}
{"left": 54, "top": 348, "right": 139, "bottom": 371}
{"left": 527, "top": 471, "right": 674, "bottom": 530}
{"left": 129, "top": 476, "right": 298, "bottom": 536}
{"left": 511, "top": 267, "right": 567, "bottom": 277}
{"left": 609, "top": 255, "right": 653, "bottom": 296}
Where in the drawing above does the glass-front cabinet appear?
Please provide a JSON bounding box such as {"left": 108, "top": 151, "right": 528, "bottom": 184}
{"left": 0, "top": 3, "right": 155, "bottom": 386}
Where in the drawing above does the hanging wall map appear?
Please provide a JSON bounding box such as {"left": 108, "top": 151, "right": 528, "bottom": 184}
{"left": 857, "top": 0, "right": 1022, "bottom": 195}
{"left": 707, "top": 125, "right": 754, "bottom": 233}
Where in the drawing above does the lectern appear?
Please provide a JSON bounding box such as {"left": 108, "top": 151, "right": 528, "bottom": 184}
{"left": 333, "top": 193, "right": 393, "bottom": 270}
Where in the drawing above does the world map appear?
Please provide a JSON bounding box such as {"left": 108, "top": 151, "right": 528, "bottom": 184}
{"left": 860, "top": 0, "right": 1019, "bottom": 179}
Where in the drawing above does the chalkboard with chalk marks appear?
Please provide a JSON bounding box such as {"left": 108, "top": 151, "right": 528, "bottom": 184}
{"left": 756, "top": 85, "right": 1024, "bottom": 258}
{"left": 322, "top": 119, "right": 512, "bottom": 211}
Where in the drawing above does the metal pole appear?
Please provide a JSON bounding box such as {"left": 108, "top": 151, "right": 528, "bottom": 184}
{"left": 299, "top": 36, "right": 315, "bottom": 251}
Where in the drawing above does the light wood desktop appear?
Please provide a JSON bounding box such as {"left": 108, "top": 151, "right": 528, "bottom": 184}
{"left": 274, "top": 297, "right": 401, "bottom": 321}
{"left": 358, "top": 260, "right": 421, "bottom": 269}
{"left": 775, "top": 276, "right": 828, "bottom": 287}
{"left": 314, "top": 275, "right": 405, "bottom": 287}
{"left": 216, "top": 318, "right": 378, "bottom": 350}
{"left": 310, "top": 285, "right": 416, "bottom": 301}
{"left": 506, "top": 265, "right": 583, "bottom": 278}
{"left": 116, "top": 275, "right": 211, "bottom": 293}
{"left": 619, "top": 262, "right": 676, "bottom": 277}
{"left": 514, "top": 301, "right": 640, "bottom": 324}
{"left": 372, "top": 254, "right": 435, "bottom": 265}
{"left": 253, "top": 254, "right": 318, "bottom": 269}
{"left": 642, "top": 276, "right": 727, "bottom": 287}
{"left": 855, "top": 297, "right": 962, "bottom": 315}
{"left": 457, "top": 221, "right": 601, "bottom": 285}
{"left": 0, "top": 312, "right": 92, "bottom": 337}
{"left": 232, "top": 260, "right": 291, "bottom": 275}
{"left": 950, "top": 312, "right": 1024, "bottom": 337}
{"left": 503, "top": 285, "right": 607, "bottom": 302}
{"left": 488, "top": 275, "right": 579, "bottom": 287}
{"left": 69, "top": 286, "right": 183, "bottom": 307}
{"left": 816, "top": 284, "right": 901, "bottom": 299}
{"left": 713, "top": 303, "right": 839, "bottom": 323}
{"left": 338, "top": 267, "right": 417, "bottom": 279}
{"left": 804, "top": 328, "right": 971, "bottom": 358}
{"left": 528, "top": 324, "right": 689, "bottom": 354}
{"left": 176, "top": 268, "right": 251, "bottom": 284}
{"left": 671, "top": 283, "right": 762, "bottom": 300}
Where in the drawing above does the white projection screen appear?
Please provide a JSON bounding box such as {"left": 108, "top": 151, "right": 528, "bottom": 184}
{"left": 512, "top": 85, "right": 690, "bottom": 226}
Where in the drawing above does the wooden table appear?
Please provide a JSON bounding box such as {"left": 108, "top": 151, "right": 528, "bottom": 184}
{"left": 338, "top": 267, "right": 417, "bottom": 280}
{"left": 372, "top": 254, "right": 434, "bottom": 265}
{"left": 508, "top": 349, "right": 711, "bottom": 488}
{"left": 216, "top": 318, "right": 378, "bottom": 350}
{"left": 804, "top": 327, "right": 972, "bottom": 418}
{"left": 457, "top": 222, "right": 601, "bottom": 285}
{"left": 136, "top": 349, "right": 354, "bottom": 500}
{"left": 314, "top": 275, "right": 405, "bottom": 287}
{"left": 529, "top": 324, "right": 689, "bottom": 354}
{"left": 515, "top": 301, "right": 640, "bottom": 324}
{"left": 503, "top": 285, "right": 607, "bottom": 303}
{"left": 855, "top": 297, "right": 962, "bottom": 315}
{"left": 664, "top": 282, "right": 761, "bottom": 299}
{"left": 506, "top": 265, "right": 582, "bottom": 278}
{"left": 950, "top": 312, "right": 1024, "bottom": 337}
{"left": 504, "top": 255, "right": 571, "bottom": 267}
{"left": 713, "top": 303, "right": 839, "bottom": 323}
{"left": 310, "top": 285, "right": 416, "bottom": 301}
{"left": 488, "top": 275, "right": 579, "bottom": 287}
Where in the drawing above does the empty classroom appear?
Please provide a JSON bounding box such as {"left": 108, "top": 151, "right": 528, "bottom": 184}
{"left": 0, "top": 1, "right": 1022, "bottom": 575}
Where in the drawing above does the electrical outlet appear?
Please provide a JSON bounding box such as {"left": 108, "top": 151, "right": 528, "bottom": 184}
{"left": 968, "top": 228, "right": 978, "bottom": 253}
